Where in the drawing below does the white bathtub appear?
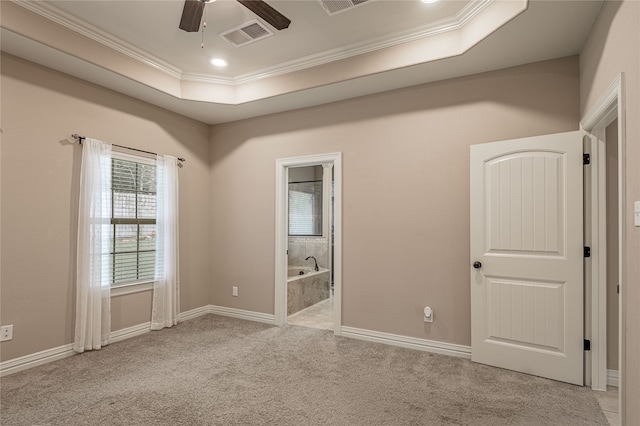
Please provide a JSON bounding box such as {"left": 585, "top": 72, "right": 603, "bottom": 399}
{"left": 287, "top": 266, "right": 329, "bottom": 282}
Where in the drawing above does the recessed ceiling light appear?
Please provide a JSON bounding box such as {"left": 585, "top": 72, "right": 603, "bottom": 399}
{"left": 421, "top": 0, "right": 438, "bottom": 3}
{"left": 210, "top": 58, "right": 228, "bottom": 68}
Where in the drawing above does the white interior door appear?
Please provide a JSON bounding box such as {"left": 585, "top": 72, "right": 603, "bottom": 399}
{"left": 470, "top": 131, "right": 584, "bottom": 385}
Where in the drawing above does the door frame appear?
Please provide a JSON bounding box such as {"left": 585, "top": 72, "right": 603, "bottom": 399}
{"left": 274, "top": 152, "right": 342, "bottom": 334}
{"left": 580, "top": 73, "right": 625, "bottom": 419}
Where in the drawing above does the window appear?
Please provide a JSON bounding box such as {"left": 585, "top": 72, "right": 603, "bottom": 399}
{"left": 110, "top": 153, "right": 156, "bottom": 286}
{"left": 289, "top": 180, "right": 322, "bottom": 236}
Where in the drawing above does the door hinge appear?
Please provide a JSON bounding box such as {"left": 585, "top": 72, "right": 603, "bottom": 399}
{"left": 584, "top": 339, "right": 591, "bottom": 351}
{"left": 617, "top": 285, "right": 620, "bottom": 294}
{"left": 583, "top": 153, "right": 590, "bottom": 165}
{"left": 584, "top": 246, "right": 591, "bottom": 258}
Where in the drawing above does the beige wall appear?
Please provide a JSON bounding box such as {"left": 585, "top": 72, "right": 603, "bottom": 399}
{"left": 0, "top": 53, "right": 212, "bottom": 361}
{"left": 210, "top": 56, "right": 580, "bottom": 346}
{"left": 579, "top": 0, "right": 640, "bottom": 422}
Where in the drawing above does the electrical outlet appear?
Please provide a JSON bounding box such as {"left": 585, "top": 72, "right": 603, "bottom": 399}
{"left": 1, "top": 325, "right": 13, "bottom": 341}
{"left": 232, "top": 286, "right": 238, "bottom": 297}
{"left": 423, "top": 307, "right": 433, "bottom": 323}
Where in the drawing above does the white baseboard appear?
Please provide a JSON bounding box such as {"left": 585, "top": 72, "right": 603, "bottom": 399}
{"left": 0, "top": 305, "right": 213, "bottom": 377}
{"left": 340, "top": 326, "right": 472, "bottom": 359}
{"left": 0, "top": 343, "right": 75, "bottom": 377}
{"left": 208, "top": 305, "right": 276, "bottom": 325}
{"left": 1, "top": 324, "right": 152, "bottom": 377}
{"left": 112, "top": 305, "right": 211, "bottom": 343}
{"left": 110, "top": 322, "right": 151, "bottom": 344}
{"left": 2, "top": 307, "right": 470, "bottom": 377}
{"left": 607, "top": 369, "right": 619, "bottom": 387}
{"left": 207, "top": 307, "right": 469, "bottom": 362}
{"left": 178, "top": 305, "right": 212, "bottom": 322}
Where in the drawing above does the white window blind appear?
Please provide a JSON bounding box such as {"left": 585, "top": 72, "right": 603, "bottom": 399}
{"left": 111, "top": 155, "right": 156, "bottom": 286}
{"left": 289, "top": 181, "right": 322, "bottom": 236}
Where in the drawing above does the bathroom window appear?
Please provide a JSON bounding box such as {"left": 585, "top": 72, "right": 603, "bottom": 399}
{"left": 110, "top": 153, "right": 156, "bottom": 286}
{"left": 289, "top": 180, "right": 322, "bottom": 236}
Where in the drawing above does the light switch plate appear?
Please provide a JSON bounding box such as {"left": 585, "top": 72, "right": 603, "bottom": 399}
{"left": 635, "top": 201, "right": 640, "bottom": 227}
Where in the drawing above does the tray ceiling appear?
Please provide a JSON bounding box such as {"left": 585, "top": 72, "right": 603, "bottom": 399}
{"left": 1, "top": 0, "right": 603, "bottom": 124}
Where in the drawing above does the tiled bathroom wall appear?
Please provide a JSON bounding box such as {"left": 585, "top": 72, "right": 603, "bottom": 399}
{"left": 288, "top": 236, "right": 329, "bottom": 269}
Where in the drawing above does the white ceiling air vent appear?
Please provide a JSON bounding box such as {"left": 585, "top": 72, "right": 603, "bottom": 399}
{"left": 220, "top": 20, "right": 273, "bottom": 47}
{"left": 318, "top": 0, "right": 370, "bottom": 16}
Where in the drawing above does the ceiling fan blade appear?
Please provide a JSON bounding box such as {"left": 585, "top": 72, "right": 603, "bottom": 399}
{"left": 179, "top": 0, "right": 205, "bottom": 32}
{"left": 237, "top": 0, "right": 291, "bottom": 31}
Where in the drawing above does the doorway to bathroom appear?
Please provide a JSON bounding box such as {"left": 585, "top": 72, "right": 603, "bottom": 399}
{"left": 274, "top": 153, "right": 342, "bottom": 334}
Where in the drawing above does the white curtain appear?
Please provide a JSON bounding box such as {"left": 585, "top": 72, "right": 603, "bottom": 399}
{"left": 74, "top": 138, "right": 112, "bottom": 353}
{"left": 151, "top": 155, "right": 180, "bottom": 330}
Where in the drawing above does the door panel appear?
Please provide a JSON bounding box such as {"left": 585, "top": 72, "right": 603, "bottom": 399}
{"left": 470, "top": 131, "right": 583, "bottom": 385}
{"left": 487, "top": 153, "right": 564, "bottom": 256}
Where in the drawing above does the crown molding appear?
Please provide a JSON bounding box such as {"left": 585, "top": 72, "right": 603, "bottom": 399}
{"left": 10, "top": 0, "right": 183, "bottom": 80}
{"left": 12, "top": 0, "right": 495, "bottom": 87}
{"left": 229, "top": 0, "right": 494, "bottom": 85}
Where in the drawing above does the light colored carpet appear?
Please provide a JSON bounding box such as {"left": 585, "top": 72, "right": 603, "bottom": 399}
{"left": 1, "top": 315, "right": 608, "bottom": 425}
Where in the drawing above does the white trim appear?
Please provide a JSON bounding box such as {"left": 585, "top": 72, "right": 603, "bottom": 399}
{"left": 0, "top": 305, "right": 476, "bottom": 379}
{"left": 579, "top": 73, "right": 625, "bottom": 422}
{"left": 10, "top": 0, "right": 506, "bottom": 87}
{"left": 10, "top": 0, "right": 183, "bottom": 80}
{"left": 580, "top": 75, "right": 622, "bottom": 131}
{"left": 0, "top": 323, "right": 154, "bottom": 377}
{"left": 208, "top": 305, "right": 275, "bottom": 325}
{"left": 607, "top": 369, "right": 619, "bottom": 388}
{"left": 229, "top": 0, "right": 498, "bottom": 85}
{"left": 178, "top": 305, "right": 212, "bottom": 323}
{"left": 584, "top": 130, "right": 608, "bottom": 391}
{"left": 0, "top": 322, "right": 154, "bottom": 377}
{"left": 275, "top": 153, "right": 342, "bottom": 336}
{"left": 0, "top": 305, "right": 213, "bottom": 377}
{"left": 111, "top": 149, "right": 156, "bottom": 165}
{"left": 111, "top": 281, "right": 153, "bottom": 297}
{"left": 110, "top": 322, "right": 151, "bottom": 344}
{"left": 341, "top": 326, "right": 472, "bottom": 359}
{"left": 0, "top": 322, "right": 151, "bottom": 377}
{"left": 0, "top": 343, "right": 75, "bottom": 377}
{"left": 111, "top": 305, "right": 216, "bottom": 342}
{"left": 322, "top": 163, "right": 332, "bottom": 239}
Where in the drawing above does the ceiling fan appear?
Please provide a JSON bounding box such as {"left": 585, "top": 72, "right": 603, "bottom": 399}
{"left": 179, "top": 0, "right": 291, "bottom": 32}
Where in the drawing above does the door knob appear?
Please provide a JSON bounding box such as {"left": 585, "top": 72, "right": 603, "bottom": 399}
{"left": 473, "top": 261, "right": 482, "bottom": 269}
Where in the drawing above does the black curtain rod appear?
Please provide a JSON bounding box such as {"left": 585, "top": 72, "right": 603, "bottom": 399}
{"left": 71, "top": 134, "right": 186, "bottom": 163}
